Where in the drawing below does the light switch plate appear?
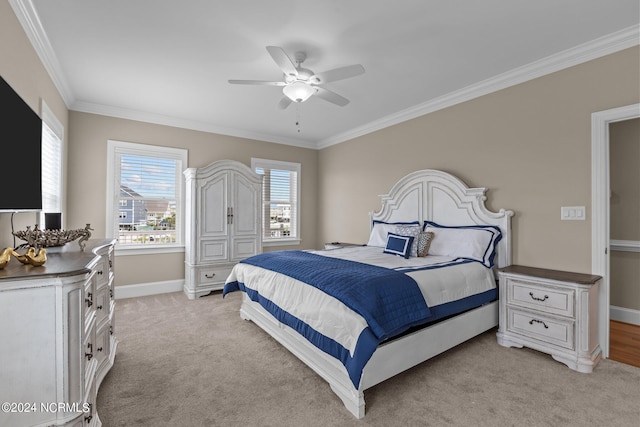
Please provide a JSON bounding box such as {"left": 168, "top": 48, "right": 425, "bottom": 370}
{"left": 561, "top": 206, "right": 586, "bottom": 220}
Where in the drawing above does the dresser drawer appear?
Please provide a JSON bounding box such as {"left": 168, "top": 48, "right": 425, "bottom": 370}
{"left": 507, "top": 307, "right": 574, "bottom": 350}
{"left": 198, "top": 266, "right": 233, "bottom": 285}
{"left": 507, "top": 278, "right": 574, "bottom": 317}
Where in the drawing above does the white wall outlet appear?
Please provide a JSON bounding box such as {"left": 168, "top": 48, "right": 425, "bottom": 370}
{"left": 561, "top": 206, "right": 586, "bottom": 220}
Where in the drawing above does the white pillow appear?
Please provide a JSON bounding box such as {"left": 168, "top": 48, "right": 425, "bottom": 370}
{"left": 423, "top": 221, "right": 502, "bottom": 267}
{"left": 367, "top": 221, "right": 421, "bottom": 256}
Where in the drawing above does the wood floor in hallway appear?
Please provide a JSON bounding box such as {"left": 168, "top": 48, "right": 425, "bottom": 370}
{"left": 609, "top": 320, "right": 640, "bottom": 368}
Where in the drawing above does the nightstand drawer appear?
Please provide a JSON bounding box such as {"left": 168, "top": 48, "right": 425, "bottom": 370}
{"left": 507, "top": 278, "right": 574, "bottom": 317}
{"left": 507, "top": 307, "right": 574, "bottom": 350}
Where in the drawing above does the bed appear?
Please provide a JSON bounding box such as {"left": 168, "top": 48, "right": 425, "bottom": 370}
{"left": 223, "top": 169, "right": 513, "bottom": 418}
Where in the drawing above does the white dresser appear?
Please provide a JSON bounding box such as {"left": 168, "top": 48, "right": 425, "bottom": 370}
{"left": 0, "top": 239, "right": 117, "bottom": 427}
{"left": 496, "top": 265, "right": 601, "bottom": 373}
{"left": 184, "top": 160, "right": 262, "bottom": 299}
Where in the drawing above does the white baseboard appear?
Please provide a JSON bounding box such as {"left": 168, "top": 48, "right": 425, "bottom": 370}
{"left": 610, "top": 305, "right": 640, "bottom": 326}
{"left": 115, "top": 279, "right": 184, "bottom": 300}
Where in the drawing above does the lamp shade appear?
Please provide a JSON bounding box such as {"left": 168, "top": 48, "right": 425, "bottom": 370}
{"left": 283, "top": 82, "right": 316, "bottom": 103}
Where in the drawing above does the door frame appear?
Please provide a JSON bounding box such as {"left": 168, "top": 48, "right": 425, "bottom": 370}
{"left": 591, "top": 103, "right": 640, "bottom": 357}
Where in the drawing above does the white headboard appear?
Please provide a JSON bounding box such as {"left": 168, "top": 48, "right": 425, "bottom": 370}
{"left": 370, "top": 169, "right": 514, "bottom": 268}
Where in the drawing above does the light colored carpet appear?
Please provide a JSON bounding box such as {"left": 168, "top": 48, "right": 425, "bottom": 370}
{"left": 97, "top": 291, "right": 640, "bottom": 426}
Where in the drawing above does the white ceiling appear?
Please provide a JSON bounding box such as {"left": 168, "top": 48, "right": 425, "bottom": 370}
{"left": 16, "top": 0, "right": 640, "bottom": 149}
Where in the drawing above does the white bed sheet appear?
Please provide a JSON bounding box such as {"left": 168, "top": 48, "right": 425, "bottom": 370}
{"left": 311, "top": 246, "right": 497, "bottom": 307}
{"left": 225, "top": 247, "right": 496, "bottom": 357}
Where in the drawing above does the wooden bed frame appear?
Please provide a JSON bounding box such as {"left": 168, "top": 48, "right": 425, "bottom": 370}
{"left": 237, "top": 169, "right": 514, "bottom": 418}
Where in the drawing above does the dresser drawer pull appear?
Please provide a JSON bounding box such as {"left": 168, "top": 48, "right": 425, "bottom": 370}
{"left": 528, "top": 318, "right": 549, "bottom": 329}
{"left": 85, "top": 404, "right": 93, "bottom": 423}
{"left": 529, "top": 292, "right": 549, "bottom": 302}
{"left": 205, "top": 273, "right": 216, "bottom": 279}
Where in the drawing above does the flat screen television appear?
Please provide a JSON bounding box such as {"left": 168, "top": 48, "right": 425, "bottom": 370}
{"left": 0, "top": 76, "right": 43, "bottom": 212}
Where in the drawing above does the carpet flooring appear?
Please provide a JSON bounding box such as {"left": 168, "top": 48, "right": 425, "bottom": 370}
{"left": 97, "top": 291, "right": 640, "bottom": 426}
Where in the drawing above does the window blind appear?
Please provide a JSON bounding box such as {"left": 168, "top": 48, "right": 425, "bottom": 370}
{"left": 107, "top": 140, "right": 187, "bottom": 251}
{"left": 41, "top": 121, "right": 62, "bottom": 213}
{"left": 254, "top": 160, "right": 300, "bottom": 241}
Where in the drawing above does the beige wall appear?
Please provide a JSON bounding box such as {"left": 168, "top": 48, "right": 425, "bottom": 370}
{"left": 318, "top": 47, "right": 640, "bottom": 274}
{"left": 0, "top": 1, "right": 69, "bottom": 249}
{"left": 1, "top": 1, "right": 317, "bottom": 288}
{"left": 67, "top": 112, "right": 318, "bottom": 286}
{"left": 3, "top": 0, "right": 640, "bottom": 291}
{"left": 610, "top": 118, "right": 640, "bottom": 240}
{"left": 609, "top": 118, "right": 640, "bottom": 310}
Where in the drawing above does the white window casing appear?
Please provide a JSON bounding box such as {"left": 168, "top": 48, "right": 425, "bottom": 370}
{"left": 251, "top": 158, "right": 301, "bottom": 246}
{"left": 106, "top": 140, "right": 187, "bottom": 255}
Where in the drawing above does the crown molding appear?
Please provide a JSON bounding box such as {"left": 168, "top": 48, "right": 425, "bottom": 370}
{"left": 317, "top": 24, "right": 640, "bottom": 149}
{"left": 71, "top": 101, "right": 318, "bottom": 149}
{"left": 12, "top": 0, "right": 638, "bottom": 151}
{"left": 10, "top": 0, "right": 75, "bottom": 107}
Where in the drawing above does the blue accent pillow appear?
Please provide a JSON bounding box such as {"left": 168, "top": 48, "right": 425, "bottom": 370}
{"left": 383, "top": 232, "right": 414, "bottom": 259}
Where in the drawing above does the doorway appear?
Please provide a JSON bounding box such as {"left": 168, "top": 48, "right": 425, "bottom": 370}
{"left": 591, "top": 103, "right": 640, "bottom": 359}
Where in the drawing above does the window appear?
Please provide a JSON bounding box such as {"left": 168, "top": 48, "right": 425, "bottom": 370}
{"left": 107, "top": 140, "right": 187, "bottom": 254}
{"left": 40, "top": 101, "right": 63, "bottom": 224}
{"left": 251, "top": 158, "right": 300, "bottom": 246}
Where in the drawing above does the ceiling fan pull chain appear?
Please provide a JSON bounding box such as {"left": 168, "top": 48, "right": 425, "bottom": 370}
{"left": 295, "top": 103, "right": 302, "bottom": 133}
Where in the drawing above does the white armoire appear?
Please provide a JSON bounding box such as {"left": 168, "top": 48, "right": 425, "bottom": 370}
{"left": 183, "top": 160, "right": 262, "bottom": 299}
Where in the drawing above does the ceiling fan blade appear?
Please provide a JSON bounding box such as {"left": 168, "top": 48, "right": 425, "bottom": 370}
{"left": 228, "top": 79, "right": 285, "bottom": 86}
{"left": 266, "top": 46, "right": 298, "bottom": 78}
{"left": 315, "top": 87, "right": 350, "bottom": 107}
{"left": 278, "top": 97, "right": 292, "bottom": 110}
{"left": 311, "top": 64, "right": 365, "bottom": 84}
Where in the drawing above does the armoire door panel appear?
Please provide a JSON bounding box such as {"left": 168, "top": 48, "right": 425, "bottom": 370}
{"left": 232, "top": 173, "right": 260, "bottom": 236}
{"left": 231, "top": 238, "right": 259, "bottom": 260}
{"left": 199, "top": 174, "right": 228, "bottom": 237}
{"left": 199, "top": 239, "right": 228, "bottom": 263}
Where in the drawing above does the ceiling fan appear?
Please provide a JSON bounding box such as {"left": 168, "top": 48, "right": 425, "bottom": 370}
{"left": 228, "top": 46, "right": 365, "bottom": 109}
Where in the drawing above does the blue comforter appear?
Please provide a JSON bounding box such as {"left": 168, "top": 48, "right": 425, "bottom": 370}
{"left": 223, "top": 250, "right": 432, "bottom": 388}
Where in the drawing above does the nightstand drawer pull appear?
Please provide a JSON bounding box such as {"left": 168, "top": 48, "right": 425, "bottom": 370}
{"left": 528, "top": 318, "right": 549, "bottom": 329}
{"left": 205, "top": 273, "right": 216, "bottom": 279}
{"left": 529, "top": 292, "right": 549, "bottom": 302}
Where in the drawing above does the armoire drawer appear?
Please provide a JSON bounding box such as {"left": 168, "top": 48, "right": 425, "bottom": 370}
{"left": 198, "top": 266, "right": 233, "bottom": 285}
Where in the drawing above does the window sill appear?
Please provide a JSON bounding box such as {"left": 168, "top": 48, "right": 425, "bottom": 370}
{"left": 262, "top": 239, "right": 301, "bottom": 247}
{"left": 114, "top": 244, "right": 185, "bottom": 256}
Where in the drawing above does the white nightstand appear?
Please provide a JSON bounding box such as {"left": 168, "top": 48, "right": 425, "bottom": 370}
{"left": 324, "top": 242, "right": 364, "bottom": 250}
{"left": 496, "top": 265, "right": 602, "bottom": 373}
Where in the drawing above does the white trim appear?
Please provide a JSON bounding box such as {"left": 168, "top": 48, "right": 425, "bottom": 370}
{"left": 591, "top": 103, "right": 640, "bottom": 358}
{"left": 610, "top": 240, "right": 640, "bottom": 252}
{"left": 251, "top": 158, "right": 301, "bottom": 244}
{"left": 114, "top": 279, "right": 184, "bottom": 300}
{"left": 10, "top": 0, "right": 75, "bottom": 107}
{"left": 106, "top": 140, "right": 188, "bottom": 248}
{"left": 610, "top": 306, "right": 640, "bottom": 326}
{"left": 40, "top": 100, "right": 64, "bottom": 140}
{"left": 39, "top": 100, "right": 65, "bottom": 224}
{"left": 262, "top": 239, "right": 302, "bottom": 247}
{"left": 114, "top": 245, "right": 185, "bottom": 256}
{"left": 71, "top": 101, "right": 318, "bottom": 150}
{"left": 317, "top": 24, "right": 640, "bottom": 149}
{"left": 12, "top": 0, "right": 639, "bottom": 149}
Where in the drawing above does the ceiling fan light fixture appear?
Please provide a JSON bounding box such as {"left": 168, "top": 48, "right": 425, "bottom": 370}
{"left": 283, "top": 82, "right": 316, "bottom": 103}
